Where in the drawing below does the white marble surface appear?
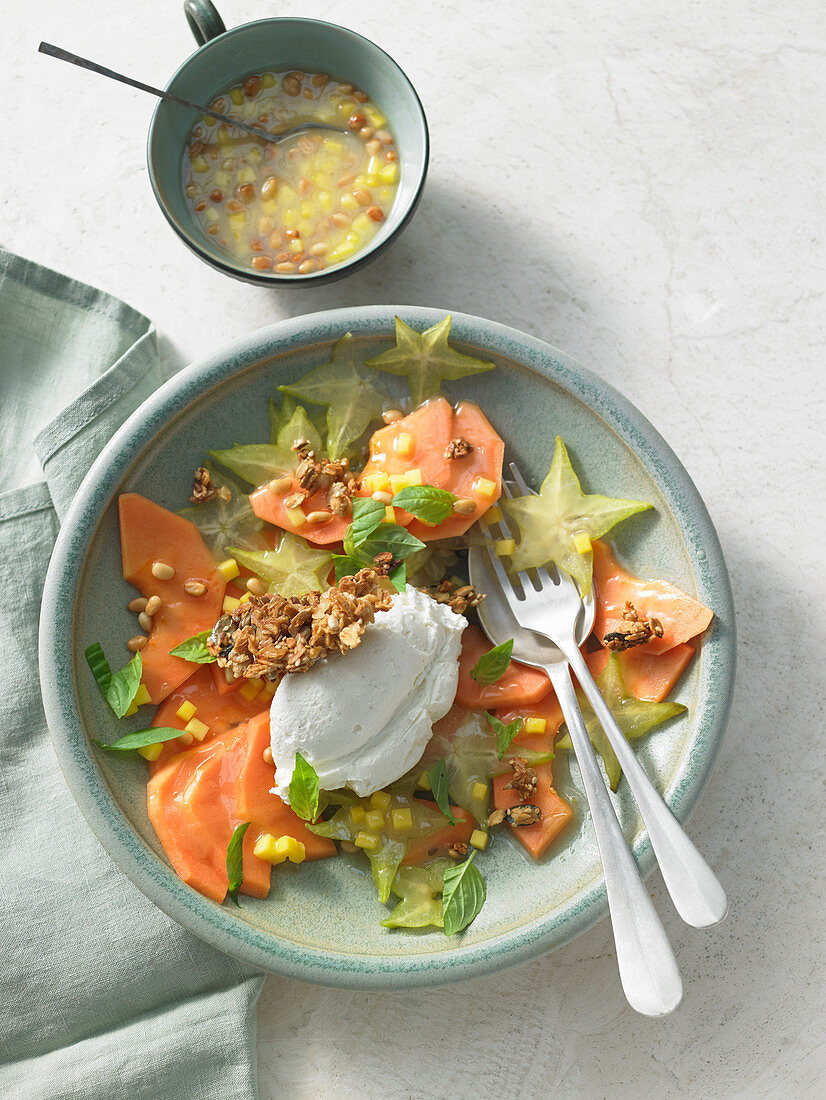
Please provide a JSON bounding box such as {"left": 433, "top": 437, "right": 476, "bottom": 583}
{"left": 5, "top": 1, "right": 825, "bottom": 1096}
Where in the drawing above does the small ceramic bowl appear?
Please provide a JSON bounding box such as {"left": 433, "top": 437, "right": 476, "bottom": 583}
{"left": 147, "top": 1, "right": 429, "bottom": 286}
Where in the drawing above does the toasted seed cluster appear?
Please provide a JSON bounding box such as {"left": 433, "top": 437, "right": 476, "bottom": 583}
{"left": 418, "top": 578, "right": 485, "bottom": 616}
{"left": 206, "top": 567, "right": 393, "bottom": 679}
{"left": 503, "top": 756, "right": 538, "bottom": 801}
{"left": 603, "top": 600, "right": 664, "bottom": 652}
{"left": 444, "top": 437, "right": 474, "bottom": 460}
{"left": 285, "top": 439, "right": 358, "bottom": 517}
{"left": 190, "top": 466, "right": 231, "bottom": 504}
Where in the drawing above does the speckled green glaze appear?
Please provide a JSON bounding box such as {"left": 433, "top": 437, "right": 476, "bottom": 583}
{"left": 39, "top": 307, "right": 735, "bottom": 989}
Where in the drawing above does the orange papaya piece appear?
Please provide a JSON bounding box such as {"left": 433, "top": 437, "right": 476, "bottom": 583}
{"left": 592, "top": 540, "right": 713, "bottom": 656}
{"left": 455, "top": 625, "right": 552, "bottom": 709}
{"left": 118, "top": 493, "right": 226, "bottom": 703}
{"left": 148, "top": 665, "right": 269, "bottom": 771}
{"left": 359, "top": 397, "right": 505, "bottom": 540}
{"left": 249, "top": 481, "right": 349, "bottom": 546}
{"left": 147, "top": 722, "right": 270, "bottom": 903}
{"left": 236, "top": 713, "right": 336, "bottom": 861}
{"left": 492, "top": 764, "right": 573, "bottom": 860}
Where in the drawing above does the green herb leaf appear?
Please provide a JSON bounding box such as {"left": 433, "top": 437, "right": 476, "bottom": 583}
{"left": 87, "top": 644, "right": 143, "bottom": 719}
{"left": 486, "top": 712, "right": 524, "bottom": 759}
{"left": 226, "top": 822, "right": 251, "bottom": 906}
{"left": 426, "top": 758, "right": 455, "bottom": 825}
{"left": 290, "top": 752, "right": 320, "bottom": 822}
{"left": 84, "top": 643, "right": 112, "bottom": 697}
{"left": 93, "top": 727, "right": 185, "bottom": 753}
{"left": 442, "top": 850, "right": 486, "bottom": 935}
{"left": 350, "top": 496, "right": 387, "bottom": 545}
{"left": 391, "top": 485, "right": 456, "bottom": 525}
{"left": 388, "top": 560, "right": 407, "bottom": 594}
{"left": 469, "top": 639, "right": 513, "bottom": 685}
{"left": 332, "top": 553, "right": 371, "bottom": 583}
{"left": 168, "top": 630, "right": 216, "bottom": 664}
{"left": 360, "top": 525, "right": 425, "bottom": 560}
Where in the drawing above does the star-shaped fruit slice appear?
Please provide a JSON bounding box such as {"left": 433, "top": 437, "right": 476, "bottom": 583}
{"left": 555, "top": 652, "right": 686, "bottom": 790}
{"left": 279, "top": 333, "right": 387, "bottom": 459}
{"left": 228, "top": 533, "right": 332, "bottom": 598}
{"left": 501, "top": 436, "right": 652, "bottom": 594}
{"left": 365, "top": 315, "right": 495, "bottom": 406}
{"left": 380, "top": 860, "right": 452, "bottom": 929}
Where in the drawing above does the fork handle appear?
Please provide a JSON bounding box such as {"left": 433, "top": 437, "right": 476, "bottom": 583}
{"left": 546, "top": 663, "right": 683, "bottom": 1016}
{"left": 564, "top": 644, "right": 728, "bottom": 929}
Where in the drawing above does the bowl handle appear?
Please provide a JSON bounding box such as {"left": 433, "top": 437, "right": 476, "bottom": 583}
{"left": 183, "top": 0, "right": 227, "bottom": 45}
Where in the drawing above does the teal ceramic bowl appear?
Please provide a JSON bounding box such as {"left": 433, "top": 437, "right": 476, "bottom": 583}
{"left": 147, "top": 2, "right": 428, "bottom": 286}
{"left": 39, "top": 307, "right": 735, "bottom": 988}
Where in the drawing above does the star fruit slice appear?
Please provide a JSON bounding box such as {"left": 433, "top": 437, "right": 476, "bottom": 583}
{"left": 555, "top": 652, "right": 686, "bottom": 790}
{"left": 365, "top": 315, "right": 495, "bottom": 406}
{"left": 501, "top": 436, "right": 652, "bottom": 594}
{"left": 228, "top": 533, "right": 333, "bottom": 598}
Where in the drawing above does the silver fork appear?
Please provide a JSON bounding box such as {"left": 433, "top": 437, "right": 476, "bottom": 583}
{"left": 497, "top": 463, "right": 728, "bottom": 930}
{"left": 469, "top": 520, "right": 682, "bottom": 1016}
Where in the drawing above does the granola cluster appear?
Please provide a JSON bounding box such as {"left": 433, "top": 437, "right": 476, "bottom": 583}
{"left": 190, "top": 466, "right": 231, "bottom": 504}
{"left": 418, "top": 578, "right": 485, "bottom": 616}
{"left": 207, "top": 568, "right": 393, "bottom": 679}
{"left": 487, "top": 758, "right": 543, "bottom": 828}
{"left": 603, "top": 600, "right": 664, "bottom": 652}
{"left": 285, "top": 439, "right": 358, "bottom": 517}
{"left": 503, "top": 756, "right": 538, "bottom": 801}
{"left": 444, "top": 437, "right": 474, "bottom": 460}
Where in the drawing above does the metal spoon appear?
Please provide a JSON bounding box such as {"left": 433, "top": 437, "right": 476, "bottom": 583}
{"left": 37, "top": 42, "right": 346, "bottom": 145}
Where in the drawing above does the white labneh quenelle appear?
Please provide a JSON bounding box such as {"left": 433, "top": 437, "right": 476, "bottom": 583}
{"left": 270, "top": 585, "right": 467, "bottom": 802}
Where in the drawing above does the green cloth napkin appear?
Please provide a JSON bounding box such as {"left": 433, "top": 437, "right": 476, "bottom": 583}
{"left": 0, "top": 250, "right": 264, "bottom": 1099}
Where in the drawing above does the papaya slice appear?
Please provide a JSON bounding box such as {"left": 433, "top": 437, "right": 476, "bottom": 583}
{"left": 148, "top": 665, "right": 268, "bottom": 771}
{"left": 402, "top": 803, "right": 475, "bottom": 865}
{"left": 455, "top": 625, "right": 552, "bottom": 709}
{"left": 592, "top": 540, "right": 713, "bottom": 656}
{"left": 249, "top": 481, "right": 349, "bottom": 546}
{"left": 607, "top": 643, "right": 695, "bottom": 703}
{"left": 235, "top": 713, "right": 336, "bottom": 861}
{"left": 147, "top": 722, "right": 270, "bottom": 903}
{"left": 360, "top": 397, "right": 505, "bottom": 540}
{"left": 118, "top": 493, "right": 226, "bottom": 703}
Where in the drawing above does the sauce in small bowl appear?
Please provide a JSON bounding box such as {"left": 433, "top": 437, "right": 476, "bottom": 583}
{"left": 183, "top": 70, "right": 400, "bottom": 277}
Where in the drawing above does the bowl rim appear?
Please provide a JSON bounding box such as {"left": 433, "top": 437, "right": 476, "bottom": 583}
{"left": 146, "top": 16, "right": 430, "bottom": 286}
{"left": 39, "top": 305, "right": 735, "bottom": 988}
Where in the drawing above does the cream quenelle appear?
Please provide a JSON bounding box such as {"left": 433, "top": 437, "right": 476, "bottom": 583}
{"left": 269, "top": 585, "right": 466, "bottom": 801}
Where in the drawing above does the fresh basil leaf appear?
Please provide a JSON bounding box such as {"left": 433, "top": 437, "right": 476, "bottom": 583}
{"left": 426, "top": 758, "right": 455, "bottom": 825}
{"left": 351, "top": 496, "right": 387, "bottom": 545}
{"left": 388, "top": 560, "right": 406, "bottom": 594}
{"left": 290, "top": 752, "right": 320, "bottom": 822}
{"left": 392, "top": 485, "right": 456, "bottom": 525}
{"left": 332, "top": 553, "right": 371, "bottom": 583}
{"left": 106, "top": 652, "right": 143, "bottom": 718}
{"left": 226, "top": 821, "right": 251, "bottom": 906}
{"left": 85, "top": 643, "right": 112, "bottom": 697}
{"left": 486, "top": 713, "right": 524, "bottom": 759}
{"left": 442, "top": 850, "right": 486, "bottom": 935}
{"left": 93, "top": 727, "right": 185, "bottom": 753}
{"left": 360, "top": 525, "right": 425, "bottom": 560}
{"left": 169, "top": 630, "right": 217, "bottom": 664}
{"left": 469, "top": 638, "right": 513, "bottom": 685}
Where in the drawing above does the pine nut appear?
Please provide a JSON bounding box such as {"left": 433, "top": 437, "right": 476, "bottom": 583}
{"left": 268, "top": 476, "right": 293, "bottom": 494}
{"left": 453, "top": 498, "right": 477, "bottom": 516}
{"left": 145, "top": 596, "right": 163, "bottom": 616}
{"left": 366, "top": 206, "right": 385, "bottom": 223}
{"left": 127, "top": 597, "right": 148, "bottom": 613}
{"left": 310, "top": 241, "right": 329, "bottom": 256}
{"left": 263, "top": 746, "right": 274, "bottom": 764}
{"left": 246, "top": 577, "right": 267, "bottom": 595}
{"left": 138, "top": 612, "right": 153, "bottom": 632}
{"left": 298, "top": 260, "right": 315, "bottom": 274}
{"left": 151, "top": 560, "right": 175, "bottom": 580}
{"left": 359, "top": 126, "right": 374, "bottom": 140}
{"left": 261, "top": 176, "right": 279, "bottom": 201}
{"left": 252, "top": 256, "right": 272, "bottom": 271}
{"left": 354, "top": 189, "right": 372, "bottom": 206}
{"left": 306, "top": 510, "right": 332, "bottom": 524}
{"left": 275, "top": 261, "right": 297, "bottom": 273}
{"left": 366, "top": 139, "right": 381, "bottom": 156}
{"left": 382, "top": 408, "right": 404, "bottom": 424}
{"left": 371, "top": 491, "right": 393, "bottom": 504}
{"left": 183, "top": 580, "right": 207, "bottom": 597}
{"left": 127, "top": 635, "right": 148, "bottom": 652}
{"left": 331, "top": 212, "right": 349, "bottom": 228}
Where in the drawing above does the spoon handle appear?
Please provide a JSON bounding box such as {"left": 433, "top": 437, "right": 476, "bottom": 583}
{"left": 564, "top": 643, "right": 728, "bottom": 928}
{"left": 547, "top": 661, "right": 683, "bottom": 1017}
{"left": 37, "top": 41, "right": 276, "bottom": 144}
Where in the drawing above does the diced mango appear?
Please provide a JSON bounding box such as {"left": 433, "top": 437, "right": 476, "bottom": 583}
{"left": 354, "top": 831, "right": 379, "bottom": 850}
{"left": 487, "top": 505, "right": 503, "bottom": 524}
{"left": 525, "top": 717, "right": 547, "bottom": 734}
{"left": 573, "top": 530, "right": 592, "bottom": 554}
{"left": 365, "top": 810, "right": 385, "bottom": 831}
{"left": 391, "top": 808, "right": 413, "bottom": 831}
{"left": 222, "top": 595, "right": 240, "bottom": 613}
{"left": 405, "top": 468, "right": 422, "bottom": 486}
{"left": 254, "top": 833, "right": 306, "bottom": 865}
{"left": 471, "top": 781, "right": 489, "bottom": 801}
{"left": 350, "top": 806, "right": 367, "bottom": 826}
{"left": 138, "top": 742, "right": 164, "bottom": 761}
{"left": 494, "top": 538, "right": 516, "bottom": 557}
{"left": 286, "top": 507, "right": 306, "bottom": 527}
{"left": 176, "top": 700, "right": 198, "bottom": 722}
{"left": 370, "top": 791, "right": 392, "bottom": 811}
{"left": 218, "top": 558, "right": 240, "bottom": 581}
{"left": 134, "top": 684, "right": 152, "bottom": 708}
{"left": 469, "top": 828, "right": 489, "bottom": 850}
{"left": 394, "top": 433, "right": 414, "bottom": 457}
{"left": 379, "top": 163, "right": 399, "bottom": 184}
{"left": 239, "top": 678, "right": 263, "bottom": 702}
{"left": 383, "top": 506, "right": 396, "bottom": 524}
{"left": 474, "top": 477, "right": 498, "bottom": 498}
{"left": 340, "top": 193, "right": 359, "bottom": 211}
{"left": 184, "top": 717, "right": 210, "bottom": 742}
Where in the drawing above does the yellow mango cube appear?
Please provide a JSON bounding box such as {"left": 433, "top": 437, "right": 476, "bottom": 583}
{"left": 218, "top": 558, "right": 240, "bottom": 581}
{"left": 350, "top": 806, "right": 367, "bottom": 826}
{"left": 286, "top": 507, "right": 306, "bottom": 527}
{"left": 239, "top": 678, "right": 263, "bottom": 702}
{"left": 134, "top": 684, "right": 152, "bottom": 708}
{"left": 494, "top": 538, "right": 516, "bottom": 557}
{"left": 383, "top": 505, "right": 396, "bottom": 524}
{"left": 379, "top": 163, "right": 399, "bottom": 184}
{"left": 573, "top": 530, "right": 592, "bottom": 554}
{"left": 486, "top": 505, "right": 503, "bottom": 524}
{"left": 470, "top": 829, "right": 489, "bottom": 851}
{"left": 471, "top": 781, "right": 489, "bottom": 801}
{"left": 370, "top": 791, "right": 392, "bottom": 811}
{"left": 473, "top": 477, "right": 498, "bottom": 499}
{"left": 393, "top": 433, "right": 414, "bottom": 457}
{"left": 176, "top": 700, "right": 198, "bottom": 722}
{"left": 184, "top": 717, "right": 210, "bottom": 742}
{"left": 365, "top": 810, "right": 385, "bottom": 831}
{"left": 354, "top": 831, "right": 379, "bottom": 851}
{"left": 222, "top": 595, "right": 240, "bottom": 613}
{"left": 405, "top": 468, "right": 422, "bottom": 486}
{"left": 525, "top": 717, "right": 547, "bottom": 735}
{"left": 391, "top": 808, "right": 413, "bottom": 831}
{"left": 137, "top": 742, "right": 164, "bottom": 762}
